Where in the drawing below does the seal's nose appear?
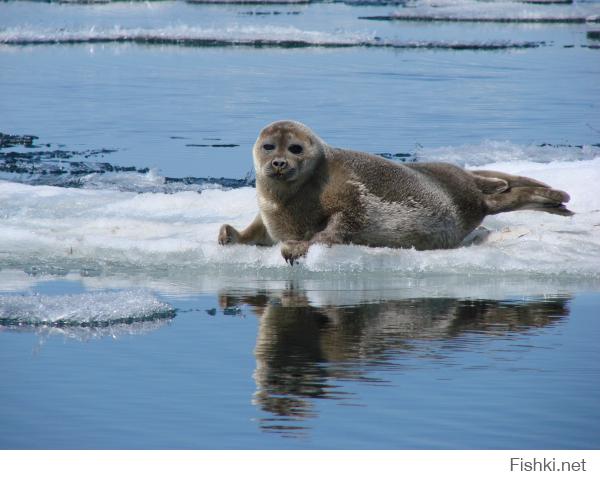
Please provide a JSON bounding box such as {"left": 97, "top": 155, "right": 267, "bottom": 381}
{"left": 272, "top": 159, "right": 288, "bottom": 169}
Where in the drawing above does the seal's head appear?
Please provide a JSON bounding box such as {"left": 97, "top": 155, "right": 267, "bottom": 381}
{"left": 253, "top": 120, "right": 325, "bottom": 186}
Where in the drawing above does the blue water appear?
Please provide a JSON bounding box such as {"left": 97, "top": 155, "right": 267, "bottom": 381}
{"left": 1, "top": 0, "right": 600, "bottom": 449}
{"left": 1, "top": 2, "right": 600, "bottom": 178}
{"left": 1, "top": 276, "right": 599, "bottom": 449}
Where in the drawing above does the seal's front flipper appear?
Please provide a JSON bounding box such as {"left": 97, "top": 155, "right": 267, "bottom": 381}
{"left": 218, "top": 224, "right": 240, "bottom": 245}
{"left": 218, "top": 215, "right": 274, "bottom": 247}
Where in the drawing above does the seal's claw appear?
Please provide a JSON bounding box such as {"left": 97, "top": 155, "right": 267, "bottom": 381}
{"left": 282, "top": 251, "right": 294, "bottom": 265}
{"left": 281, "top": 240, "right": 309, "bottom": 266}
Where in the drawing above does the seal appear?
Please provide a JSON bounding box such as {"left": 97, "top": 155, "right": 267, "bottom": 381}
{"left": 218, "top": 120, "right": 572, "bottom": 264}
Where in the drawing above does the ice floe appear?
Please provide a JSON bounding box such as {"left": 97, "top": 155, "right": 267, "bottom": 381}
{"left": 0, "top": 289, "right": 175, "bottom": 325}
{"left": 0, "top": 142, "right": 598, "bottom": 278}
{"left": 0, "top": 25, "right": 541, "bottom": 49}
{"left": 361, "top": 0, "right": 600, "bottom": 22}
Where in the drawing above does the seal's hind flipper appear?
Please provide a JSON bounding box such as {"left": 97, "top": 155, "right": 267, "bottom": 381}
{"left": 471, "top": 170, "right": 550, "bottom": 189}
{"left": 470, "top": 173, "right": 509, "bottom": 194}
{"left": 485, "top": 186, "right": 573, "bottom": 216}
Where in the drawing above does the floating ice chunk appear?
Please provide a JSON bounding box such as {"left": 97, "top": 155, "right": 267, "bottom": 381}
{"left": 0, "top": 290, "right": 175, "bottom": 325}
{"left": 0, "top": 25, "right": 540, "bottom": 49}
{"left": 361, "top": 0, "right": 600, "bottom": 22}
{"left": 0, "top": 25, "right": 374, "bottom": 46}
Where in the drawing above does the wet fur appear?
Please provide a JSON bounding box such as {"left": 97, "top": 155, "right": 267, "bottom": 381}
{"left": 218, "top": 121, "right": 572, "bottom": 262}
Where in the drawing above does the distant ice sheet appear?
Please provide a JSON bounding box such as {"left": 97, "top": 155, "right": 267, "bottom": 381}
{"left": 0, "top": 141, "right": 598, "bottom": 277}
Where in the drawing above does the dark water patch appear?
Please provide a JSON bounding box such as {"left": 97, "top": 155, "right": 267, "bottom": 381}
{"left": 0, "top": 132, "right": 255, "bottom": 191}
{"left": 1, "top": 153, "right": 133, "bottom": 171}
{"left": 0, "top": 137, "right": 123, "bottom": 190}
{"left": 588, "top": 30, "right": 600, "bottom": 40}
{"left": 0, "top": 148, "right": 118, "bottom": 163}
{"left": 0, "top": 154, "right": 256, "bottom": 191}
{"left": 359, "top": 15, "right": 600, "bottom": 24}
{"left": 0, "top": 143, "right": 123, "bottom": 178}
{"left": 375, "top": 152, "right": 415, "bottom": 161}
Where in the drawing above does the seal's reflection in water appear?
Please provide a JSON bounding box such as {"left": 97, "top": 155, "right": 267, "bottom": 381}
{"left": 219, "top": 287, "right": 570, "bottom": 436}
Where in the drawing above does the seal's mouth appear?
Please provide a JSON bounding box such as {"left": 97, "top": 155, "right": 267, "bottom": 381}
{"left": 266, "top": 168, "right": 297, "bottom": 181}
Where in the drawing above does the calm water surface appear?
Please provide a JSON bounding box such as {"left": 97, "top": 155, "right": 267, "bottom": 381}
{"left": 1, "top": 2, "right": 599, "bottom": 177}
{"left": 0, "top": 275, "right": 599, "bottom": 449}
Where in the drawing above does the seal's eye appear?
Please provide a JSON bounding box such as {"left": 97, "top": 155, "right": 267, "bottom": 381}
{"left": 263, "top": 144, "right": 275, "bottom": 151}
{"left": 288, "top": 144, "right": 303, "bottom": 155}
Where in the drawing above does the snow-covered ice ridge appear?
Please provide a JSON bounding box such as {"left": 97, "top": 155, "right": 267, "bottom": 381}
{"left": 0, "top": 25, "right": 371, "bottom": 46}
{"left": 361, "top": 0, "right": 600, "bottom": 22}
{"left": 0, "top": 290, "right": 175, "bottom": 325}
{"left": 0, "top": 25, "right": 540, "bottom": 49}
{"left": 0, "top": 141, "right": 599, "bottom": 277}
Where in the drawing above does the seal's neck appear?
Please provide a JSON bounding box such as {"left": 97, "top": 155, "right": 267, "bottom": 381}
{"left": 257, "top": 176, "right": 303, "bottom": 204}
